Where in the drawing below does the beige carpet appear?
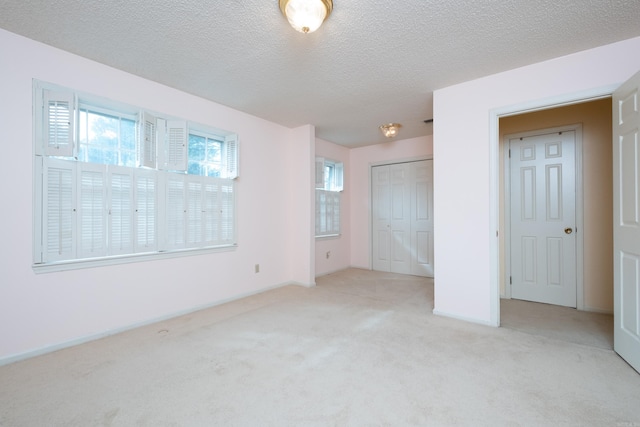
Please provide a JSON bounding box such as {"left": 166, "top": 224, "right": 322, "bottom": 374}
{"left": 501, "top": 298, "right": 614, "bottom": 350}
{"left": 1, "top": 268, "right": 639, "bottom": 426}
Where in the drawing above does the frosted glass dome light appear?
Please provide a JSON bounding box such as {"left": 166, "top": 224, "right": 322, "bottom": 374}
{"left": 380, "top": 123, "right": 402, "bottom": 138}
{"left": 279, "top": 0, "right": 333, "bottom": 33}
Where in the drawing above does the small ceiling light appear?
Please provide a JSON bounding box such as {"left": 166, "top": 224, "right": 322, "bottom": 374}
{"left": 379, "top": 123, "right": 402, "bottom": 138}
{"left": 279, "top": 0, "right": 333, "bottom": 33}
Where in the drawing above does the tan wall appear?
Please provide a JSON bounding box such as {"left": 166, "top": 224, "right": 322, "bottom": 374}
{"left": 499, "top": 98, "right": 613, "bottom": 312}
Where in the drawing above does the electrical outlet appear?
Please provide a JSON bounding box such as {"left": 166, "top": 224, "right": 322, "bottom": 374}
{"left": 255, "top": 264, "right": 260, "bottom": 273}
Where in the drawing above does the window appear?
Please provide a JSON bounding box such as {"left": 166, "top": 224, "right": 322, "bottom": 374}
{"left": 188, "top": 132, "right": 222, "bottom": 177}
{"left": 315, "top": 157, "right": 343, "bottom": 237}
{"left": 78, "top": 106, "right": 137, "bottom": 167}
{"left": 33, "top": 81, "right": 239, "bottom": 271}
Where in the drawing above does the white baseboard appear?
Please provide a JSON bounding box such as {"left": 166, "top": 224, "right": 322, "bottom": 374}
{"left": 0, "top": 280, "right": 299, "bottom": 367}
{"left": 432, "top": 309, "right": 499, "bottom": 327}
{"left": 291, "top": 281, "right": 316, "bottom": 288}
{"left": 583, "top": 306, "right": 613, "bottom": 315}
{"left": 314, "top": 266, "right": 350, "bottom": 278}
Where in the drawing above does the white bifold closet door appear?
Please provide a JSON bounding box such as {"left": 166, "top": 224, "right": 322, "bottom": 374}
{"left": 372, "top": 160, "right": 433, "bottom": 277}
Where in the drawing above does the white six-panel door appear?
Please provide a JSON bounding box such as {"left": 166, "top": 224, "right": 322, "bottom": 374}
{"left": 613, "top": 70, "right": 640, "bottom": 374}
{"left": 509, "top": 131, "right": 577, "bottom": 307}
{"left": 410, "top": 160, "right": 434, "bottom": 276}
{"left": 372, "top": 160, "right": 433, "bottom": 277}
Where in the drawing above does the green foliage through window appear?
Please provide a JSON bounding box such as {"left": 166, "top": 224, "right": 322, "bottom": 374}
{"left": 78, "top": 108, "right": 136, "bottom": 167}
{"left": 188, "top": 133, "right": 222, "bottom": 177}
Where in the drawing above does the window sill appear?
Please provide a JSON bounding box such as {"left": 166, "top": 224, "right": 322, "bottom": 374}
{"left": 32, "top": 244, "right": 237, "bottom": 274}
{"left": 315, "top": 234, "right": 341, "bottom": 240}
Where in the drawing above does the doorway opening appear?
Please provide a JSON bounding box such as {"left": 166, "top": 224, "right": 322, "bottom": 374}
{"left": 498, "top": 98, "right": 614, "bottom": 349}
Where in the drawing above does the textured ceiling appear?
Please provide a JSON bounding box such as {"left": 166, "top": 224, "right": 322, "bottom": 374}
{"left": 1, "top": 0, "right": 640, "bottom": 147}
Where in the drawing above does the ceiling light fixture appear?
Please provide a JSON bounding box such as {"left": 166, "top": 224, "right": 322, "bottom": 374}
{"left": 279, "top": 0, "right": 333, "bottom": 34}
{"left": 379, "top": 123, "right": 402, "bottom": 138}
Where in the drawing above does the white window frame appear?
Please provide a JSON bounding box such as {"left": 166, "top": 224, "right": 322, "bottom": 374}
{"left": 32, "top": 80, "right": 239, "bottom": 273}
{"left": 315, "top": 157, "right": 343, "bottom": 238}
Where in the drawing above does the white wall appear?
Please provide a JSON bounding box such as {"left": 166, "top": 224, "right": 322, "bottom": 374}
{"left": 315, "top": 138, "right": 351, "bottom": 277}
{"left": 289, "top": 125, "right": 316, "bottom": 285}
{"left": 349, "top": 136, "right": 433, "bottom": 269}
{"left": 0, "top": 29, "right": 314, "bottom": 363}
{"left": 433, "top": 36, "right": 640, "bottom": 325}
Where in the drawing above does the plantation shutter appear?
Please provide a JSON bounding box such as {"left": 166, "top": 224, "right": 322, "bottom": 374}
{"left": 220, "top": 180, "right": 235, "bottom": 243}
{"left": 77, "top": 163, "right": 108, "bottom": 258}
{"left": 334, "top": 162, "right": 344, "bottom": 191}
{"left": 140, "top": 112, "right": 157, "bottom": 168}
{"left": 330, "top": 192, "right": 340, "bottom": 234}
{"left": 164, "top": 120, "right": 188, "bottom": 171}
{"left": 326, "top": 191, "right": 334, "bottom": 233}
{"left": 42, "top": 158, "right": 76, "bottom": 262}
{"left": 185, "top": 176, "right": 203, "bottom": 246}
{"left": 315, "top": 190, "right": 323, "bottom": 235}
{"left": 202, "top": 177, "right": 218, "bottom": 245}
{"left": 108, "top": 166, "right": 134, "bottom": 255}
{"left": 166, "top": 174, "right": 186, "bottom": 250}
{"left": 43, "top": 90, "right": 75, "bottom": 157}
{"left": 315, "top": 157, "right": 325, "bottom": 189}
{"left": 134, "top": 169, "right": 157, "bottom": 252}
{"left": 223, "top": 134, "right": 239, "bottom": 178}
{"left": 315, "top": 190, "right": 340, "bottom": 236}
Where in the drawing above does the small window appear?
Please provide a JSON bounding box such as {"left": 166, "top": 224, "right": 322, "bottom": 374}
{"left": 78, "top": 106, "right": 137, "bottom": 167}
{"left": 315, "top": 157, "right": 343, "bottom": 237}
{"left": 188, "top": 132, "right": 223, "bottom": 177}
{"left": 324, "top": 163, "right": 343, "bottom": 191}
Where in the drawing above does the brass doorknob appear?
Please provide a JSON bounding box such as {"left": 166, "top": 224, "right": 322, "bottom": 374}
{"left": 564, "top": 227, "right": 573, "bottom": 234}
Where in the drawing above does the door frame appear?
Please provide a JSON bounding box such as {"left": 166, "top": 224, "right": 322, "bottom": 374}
{"left": 488, "top": 85, "right": 618, "bottom": 326}
{"left": 369, "top": 155, "right": 433, "bottom": 273}
{"left": 502, "top": 124, "right": 584, "bottom": 309}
